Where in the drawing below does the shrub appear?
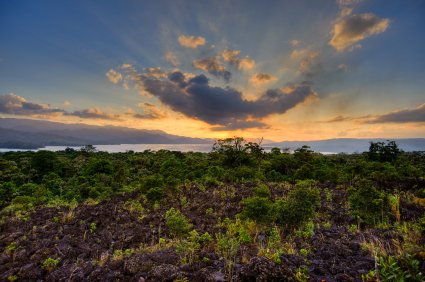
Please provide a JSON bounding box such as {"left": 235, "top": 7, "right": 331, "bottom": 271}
{"left": 205, "top": 176, "right": 220, "bottom": 188}
{"left": 239, "top": 196, "right": 272, "bottom": 224}
{"left": 165, "top": 176, "right": 181, "bottom": 195}
{"left": 415, "top": 188, "right": 425, "bottom": 199}
{"left": 139, "top": 174, "right": 164, "bottom": 194}
{"left": 347, "top": 180, "right": 390, "bottom": 225}
{"left": 251, "top": 184, "right": 271, "bottom": 198}
{"left": 274, "top": 182, "right": 320, "bottom": 228}
{"left": 378, "top": 254, "right": 422, "bottom": 282}
{"left": 165, "top": 208, "right": 192, "bottom": 238}
{"left": 146, "top": 187, "right": 164, "bottom": 203}
{"left": 42, "top": 258, "right": 60, "bottom": 270}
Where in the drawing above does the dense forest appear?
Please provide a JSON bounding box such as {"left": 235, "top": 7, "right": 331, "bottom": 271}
{"left": 1, "top": 138, "right": 425, "bottom": 281}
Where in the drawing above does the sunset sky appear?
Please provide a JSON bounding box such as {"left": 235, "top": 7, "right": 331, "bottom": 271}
{"left": 1, "top": 0, "right": 424, "bottom": 141}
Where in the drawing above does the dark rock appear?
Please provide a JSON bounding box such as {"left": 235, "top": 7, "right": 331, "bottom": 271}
{"left": 18, "top": 263, "right": 43, "bottom": 279}
{"left": 150, "top": 249, "right": 181, "bottom": 265}
{"left": 232, "top": 256, "right": 295, "bottom": 282}
{"left": 124, "top": 254, "right": 154, "bottom": 275}
{"left": 147, "top": 264, "right": 184, "bottom": 282}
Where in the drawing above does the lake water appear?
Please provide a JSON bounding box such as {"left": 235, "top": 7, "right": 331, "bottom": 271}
{"left": 0, "top": 144, "right": 337, "bottom": 154}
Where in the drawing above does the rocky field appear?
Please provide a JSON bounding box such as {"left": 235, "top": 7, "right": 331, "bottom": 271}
{"left": 1, "top": 180, "right": 425, "bottom": 282}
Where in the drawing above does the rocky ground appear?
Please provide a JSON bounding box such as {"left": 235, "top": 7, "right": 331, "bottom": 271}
{"left": 1, "top": 180, "right": 425, "bottom": 282}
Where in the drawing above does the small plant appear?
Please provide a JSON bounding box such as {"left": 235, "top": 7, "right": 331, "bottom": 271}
{"left": 203, "top": 257, "right": 210, "bottom": 262}
{"left": 323, "top": 222, "right": 331, "bottom": 229}
{"left": 8, "top": 276, "right": 17, "bottom": 282}
{"left": 176, "top": 230, "right": 201, "bottom": 264}
{"left": 349, "top": 224, "right": 358, "bottom": 233}
{"left": 362, "top": 270, "right": 376, "bottom": 281}
{"left": 90, "top": 223, "right": 97, "bottom": 233}
{"left": 377, "top": 254, "right": 422, "bottom": 282}
{"left": 238, "top": 227, "right": 252, "bottom": 243}
{"left": 295, "top": 266, "right": 309, "bottom": 282}
{"left": 326, "top": 192, "right": 333, "bottom": 202}
{"left": 294, "top": 221, "right": 315, "bottom": 240}
{"left": 6, "top": 242, "right": 19, "bottom": 253}
{"left": 205, "top": 208, "right": 213, "bottom": 214}
{"left": 300, "top": 248, "right": 310, "bottom": 257}
{"left": 42, "top": 258, "right": 60, "bottom": 271}
{"left": 124, "top": 249, "right": 132, "bottom": 258}
{"left": 181, "top": 197, "right": 189, "bottom": 208}
{"left": 113, "top": 250, "right": 123, "bottom": 261}
{"left": 165, "top": 208, "right": 193, "bottom": 238}
{"left": 53, "top": 217, "right": 59, "bottom": 223}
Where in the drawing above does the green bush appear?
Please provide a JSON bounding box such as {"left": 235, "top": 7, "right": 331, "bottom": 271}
{"left": 415, "top": 188, "right": 425, "bottom": 199}
{"left": 378, "top": 254, "right": 422, "bottom": 282}
{"left": 146, "top": 187, "right": 164, "bottom": 203}
{"left": 165, "top": 208, "right": 192, "bottom": 238}
{"left": 251, "top": 184, "right": 271, "bottom": 198}
{"left": 165, "top": 176, "right": 181, "bottom": 195}
{"left": 347, "top": 180, "right": 390, "bottom": 225}
{"left": 139, "top": 174, "right": 164, "bottom": 194}
{"left": 239, "top": 196, "right": 272, "bottom": 224}
{"left": 274, "top": 182, "right": 320, "bottom": 228}
{"left": 205, "top": 176, "right": 220, "bottom": 187}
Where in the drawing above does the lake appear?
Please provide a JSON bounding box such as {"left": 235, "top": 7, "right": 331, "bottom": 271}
{"left": 0, "top": 144, "right": 338, "bottom": 154}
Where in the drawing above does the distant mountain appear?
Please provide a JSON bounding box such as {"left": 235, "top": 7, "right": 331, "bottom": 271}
{"left": 0, "top": 127, "right": 99, "bottom": 149}
{"left": 0, "top": 118, "right": 214, "bottom": 147}
{"left": 265, "top": 138, "right": 425, "bottom": 154}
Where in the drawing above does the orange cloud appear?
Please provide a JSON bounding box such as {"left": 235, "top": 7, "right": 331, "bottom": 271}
{"left": 105, "top": 69, "right": 123, "bottom": 83}
{"left": 329, "top": 13, "right": 390, "bottom": 51}
{"left": 164, "top": 51, "right": 180, "bottom": 66}
{"left": 249, "top": 73, "right": 278, "bottom": 86}
{"left": 222, "top": 48, "right": 255, "bottom": 70}
{"left": 178, "top": 35, "right": 205, "bottom": 48}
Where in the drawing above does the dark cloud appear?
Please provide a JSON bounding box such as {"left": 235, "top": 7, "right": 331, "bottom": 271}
{"left": 298, "top": 52, "right": 324, "bottom": 79}
{"left": 65, "top": 108, "right": 125, "bottom": 120}
{"left": 193, "top": 57, "right": 231, "bottom": 82}
{"left": 315, "top": 115, "right": 352, "bottom": 123}
{"left": 0, "top": 93, "right": 65, "bottom": 118}
{"left": 359, "top": 104, "right": 425, "bottom": 124}
{"left": 140, "top": 72, "right": 318, "bottom": 130}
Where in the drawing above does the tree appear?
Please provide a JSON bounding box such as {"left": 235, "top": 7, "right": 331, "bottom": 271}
{"left": 212, "top": 137, "right": 248, "bottom": 167}
{"left": 31, "top": 150, "right": 62, "bottom": 182}
{"left": 245, "top": 137, "right": 266, "bottom": 172}
{"left": 367, "top": 140, "right": 404, "bottom": 163}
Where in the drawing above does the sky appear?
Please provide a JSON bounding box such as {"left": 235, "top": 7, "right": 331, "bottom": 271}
{"left": 0, "top": 0, "right": 424, "bottom": 142}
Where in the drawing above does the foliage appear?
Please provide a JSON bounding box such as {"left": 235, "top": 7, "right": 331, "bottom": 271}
{"left": 239, "top": 196, "right": 272, "bottom": 224}
{"left": 146, "top": 187, "right": 164, "bottom": 203}
{"left": 42, "top": 258, "right": 60, "bottom": 270}
{"left": 165, "top": 208, "right": 192, "bottom": 238}
{"left": 274, "top": 182, "right": 320, "bottom": 228}
{"left": 347, "top": 180, "right": 390, "bottom": 225}
{"left": 90, "top": 222, "right": 97, "bottom": 233}
{"left": 377, "top": 254, "right": 422, "bottom": 282}
{"left": 139, "top": 174, "right": 164, "bottom": 194}
{"left": 251, "top": 184, "right": 271, "bottom": 198}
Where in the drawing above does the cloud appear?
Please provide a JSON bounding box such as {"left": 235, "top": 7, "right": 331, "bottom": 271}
{"left": 210, "top": 120, "right": 268, "bottom": 131}
{"left": 105, "top": 69, "right": 123, "bottom": 83}
{"left": 63, "top": 101, "right": 70, "bottom": 105}
{"left": 131, "top": 67, "right": 168, "bottom": 80}
{"left": 358, "top": 104, "right": 425, "bottom": 124}
{"left": 164, "top": 52, "right": 180, "bottom": 66}
{"left": 193, "top": 57, "right": 232, "bottom": 82}
{"left": 337, "top": 0, "right": 363, "bottom": 5}
{"left": 290, "top": 49, "right": 307, "bottom": 59}
{"left": 121, "top": 64, "right": 132, "bottom": 69}
{"left": 133, "top": 102, "right": 169, "bottom": 120}
{"left": 178, "top": 35, "right": 206, "bottom": 48}
{"left": 338, "top": 63, "right": 348, "bottom": 70}
{"left": 249, "top": 73, "right": 278, "bottom": 86}
{"left": 138, "top": 71, "right": 318, "bottom": 130}
{"left": 328, "top": 13, "right": 390, "bottom": 51}
{"left": 333, "top": 8, "right": 353, "bottom": 23}
{"left": 222, "top": 48, "right": 255, "bottom": 70}
{"left": 348, "top": 44, "right": 362, "bottom": 52}
{"left": 315, "top": 115, "right": 352, "bottom": 123}
{"left": 0, "top": 93, "right": 65, "bottom": 118}
{"left": 297, "top": 52, "right": 324, "bottom": 79}
{"left": 65, "top": 107, "right": 125, "bottom": 120}
{"left": 291, "top": 40, "right": 299, "bottom": 46}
